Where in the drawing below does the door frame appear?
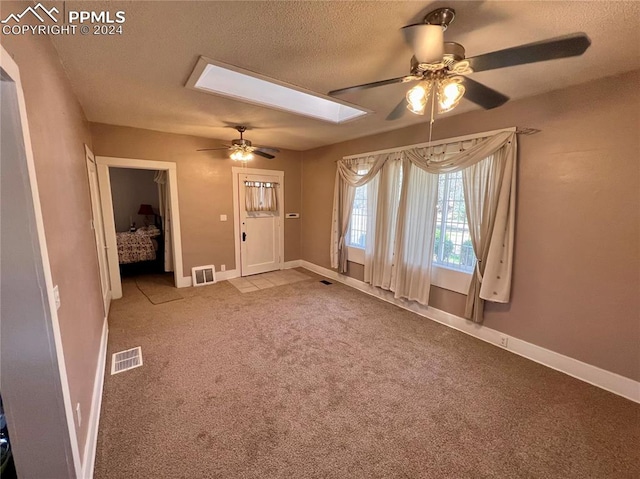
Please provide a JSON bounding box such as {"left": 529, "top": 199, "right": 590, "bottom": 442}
{"left": 0, "top": 44, "right": 82, "bottom": 477}
{"left": 95, "top": 156, "right": 185, "bottom": 299}
{"left": 85, "top": 145, "right": 112, "bottom": 316}
{"left": 232, "top": 167, "right": 285, "bottom": 276}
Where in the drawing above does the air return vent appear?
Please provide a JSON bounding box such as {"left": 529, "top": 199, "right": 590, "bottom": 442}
{"left": 111, "top": 347, "right": 143, "bottom": 375}
{"left": 192, "top": 265, "right": 216, "bottom": 287}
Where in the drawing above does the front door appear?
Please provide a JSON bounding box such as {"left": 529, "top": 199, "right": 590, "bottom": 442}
{"left": 85, "top": 146, "right": 111, "bottom": 315}
{"left": 239, "top": 172, "right": 283, "bottom": 276}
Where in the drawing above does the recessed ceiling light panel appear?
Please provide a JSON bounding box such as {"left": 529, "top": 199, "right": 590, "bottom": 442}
{"left": 186, "top": 56, "right": 369, "bottom": 124}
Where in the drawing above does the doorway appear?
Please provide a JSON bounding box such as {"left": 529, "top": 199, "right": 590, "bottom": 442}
{"left": 95, "top": 157, "right": 185, "bottom": 299}
{"left": 232, "top": 167, "right": 285, "bottom": 276}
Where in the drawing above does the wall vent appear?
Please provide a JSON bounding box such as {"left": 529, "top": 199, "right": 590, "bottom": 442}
{"left": 111, "top": 347, "right": 143, "bottom": 375}
{"left": 192, "top": 265, "right": 216, "bottom": 287}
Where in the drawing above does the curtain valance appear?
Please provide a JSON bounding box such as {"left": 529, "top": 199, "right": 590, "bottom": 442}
{"left": 335, "top": 152, "right": 393, "bottom": 187}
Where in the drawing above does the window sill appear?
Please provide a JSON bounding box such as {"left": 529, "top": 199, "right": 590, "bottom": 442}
{"left": 431, "top": 265, "right": 472, "bottom": 295}
{"left": 346, "top": 245, "right": 365, "bottom": 265}
{"left": 344, "top": 249, "right": 471, "bottom": 295}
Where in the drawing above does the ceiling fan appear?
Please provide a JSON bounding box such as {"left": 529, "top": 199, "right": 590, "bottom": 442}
{"left": 197, "top": 126, "right": 280, "bottom": 161}
{"left": 329, "top": 7, "right": 591, "bottom": 120}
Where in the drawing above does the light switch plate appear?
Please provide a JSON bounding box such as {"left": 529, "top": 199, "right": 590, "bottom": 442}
{"left": 220, "top": 214, "right": 227, "bottom": 221}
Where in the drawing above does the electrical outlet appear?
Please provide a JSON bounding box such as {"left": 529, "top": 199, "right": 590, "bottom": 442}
{"left": 76, "top": 403, "right": 81, "bottom": 428}
{"left": 220, "top": 214, "right": 227, "bottom": 222}
{"left": 499, "top": 335, "right": 509, "bottom": 348}
{"left": 53, "top": 285, "right": 61, "bottom": 310}
{"left": 220, "top": 264, "right": 226, "bottom": 272}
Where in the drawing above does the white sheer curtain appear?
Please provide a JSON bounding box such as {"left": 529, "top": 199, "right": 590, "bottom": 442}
{"left": 392, "top": 160, "right": 439, "bottom": 304}
{"left": 363, "top": 169, "right": 379, "bottom": 284}
{"left": 245, "top": 182, "right": 278, "bottom": 212}
{"left": 153, "top": 171, "right": 173, "bottom": 272}
{"left": 364, "top": 157, "right": 403, "bottom": 289}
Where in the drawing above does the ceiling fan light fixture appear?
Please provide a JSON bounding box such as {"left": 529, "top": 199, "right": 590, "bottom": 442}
{"left": 406, "top": 81, "right": 431, "bottom": 115}
{"left": 230, "top": 148, "right": 254, "bottom": 162}
{"left": 401, "top": 24, "right": 444, "bottom": 64}
{"left": 437, "top": 77, "right": 465, "bottom": 113}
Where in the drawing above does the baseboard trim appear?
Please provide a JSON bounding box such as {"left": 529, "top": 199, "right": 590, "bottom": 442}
{"left": 298, "top": 260, "right": 640, "bottom": 404}
{"left": 282, "top": 260, "right": 302, "bottom": 269}
{"left": 176, "top": 275, "right": 191, "bottom": 288}
{"left": 81, "top": 317, "right": 109, "bottom": 478}
{"left": 216, "top": 269, "right": 240, "bottom": 281}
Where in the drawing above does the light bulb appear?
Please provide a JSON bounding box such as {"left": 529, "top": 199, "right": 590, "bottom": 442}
{"left": 230, "top": 149, "right": 254, "bottom": 162}
{"left": 437, "top": 77, "right": 465, "bottom": 113}
{"left": 406, "top": 81, "right": 431, "bottom": 115}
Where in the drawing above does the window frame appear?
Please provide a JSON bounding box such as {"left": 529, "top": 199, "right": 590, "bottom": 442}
{"left": 433, "top": 170, "right": 476, "bottom": 276}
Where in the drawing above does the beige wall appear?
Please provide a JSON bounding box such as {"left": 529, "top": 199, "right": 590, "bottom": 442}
{"left": 1, "top": 3, "right": 106, "bottom": 461}
{"left": 90, "top": 123, "right": 303, "bottom": 273}
{"left": 301, "top": 70, "right": 640, "bottom": 382}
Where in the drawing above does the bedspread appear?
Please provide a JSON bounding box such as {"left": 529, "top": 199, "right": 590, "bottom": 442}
{"left": 117, "top": 232, "right": 156, "bottom": 264}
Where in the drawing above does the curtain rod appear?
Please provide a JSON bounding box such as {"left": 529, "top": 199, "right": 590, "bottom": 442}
{"left": 340, "top": 126, "right": 533, "bottom": 161}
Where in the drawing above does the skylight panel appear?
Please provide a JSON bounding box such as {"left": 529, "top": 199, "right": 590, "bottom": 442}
{"left": 186, "top": 57, "right": 369, "bottom": 124}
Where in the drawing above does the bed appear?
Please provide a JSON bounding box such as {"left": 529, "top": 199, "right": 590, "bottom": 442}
{"left": 116, "top": 227, "right": 160, "bottom": 264}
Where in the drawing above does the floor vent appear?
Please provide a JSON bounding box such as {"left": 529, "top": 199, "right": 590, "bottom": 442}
{"left": 192, "top": 265, "right": 216, "bottom": 287}
{"left": 320, "top": 280, "right": 333, "bottom": 285}
{"left": 111, "top": 347, "right": 143, "bottom": 375}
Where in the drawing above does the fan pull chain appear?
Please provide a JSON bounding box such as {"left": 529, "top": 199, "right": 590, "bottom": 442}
{"left": 427, "top": 86, "right": 436, "bottom": 161}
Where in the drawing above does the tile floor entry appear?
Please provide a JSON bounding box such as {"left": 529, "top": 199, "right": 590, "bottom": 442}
{"left": 228, "top": 269, "right": 311, "bottom": 293}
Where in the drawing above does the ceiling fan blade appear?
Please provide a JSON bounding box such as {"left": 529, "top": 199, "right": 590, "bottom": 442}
{"left": 386, "top": 97, "right": 409, "bottom": 121}
{"left": 462, "top": 77, "right": 509, "bottom": 110}
{"left": 197, "top": 146, "right": 231, "bottom": 151}
{"left": 467, "top": 33, "right": 591, "bottom": 73}
{"left": 253, "top": 150, "right": 275, "bottom": 160}
{"left": 329, "top": 76, "right": 413, "bottom": 96}
{"left": 254, "top": 146, "right": 280, "bottom": 154}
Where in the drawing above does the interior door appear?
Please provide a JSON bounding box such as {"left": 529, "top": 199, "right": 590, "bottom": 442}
{"left": 85, "top": 146, "right": 111, "bottom": 315}
{"left": 239, "top": 173, "right": 282, "bottom": 276}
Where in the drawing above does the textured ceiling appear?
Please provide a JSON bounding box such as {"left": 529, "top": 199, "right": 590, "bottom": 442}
{"left": 51, "top": 1, "right": 640, "bottom": 150}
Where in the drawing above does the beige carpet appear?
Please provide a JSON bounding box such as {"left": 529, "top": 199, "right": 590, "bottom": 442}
{"left": 135, "top": 274, "right": 182, "bottom": 304}
{"left": 95, "top": 269, "right": 639, "bottom": 478}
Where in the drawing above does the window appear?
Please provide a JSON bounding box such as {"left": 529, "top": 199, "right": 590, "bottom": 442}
{"left": 345, "top": 162, "right": 476, "bottom": 294}
{"left": 346, "top": 166, "right": 370, "bottom": 250}
{"left": 346, "top": 166, "right": 475, "bottom": 273}
{"left": 347, "top": 182, "right": 368, "bottom": 249}
{"left": 434, "top": 171, "right": 476, "bottom": 273}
